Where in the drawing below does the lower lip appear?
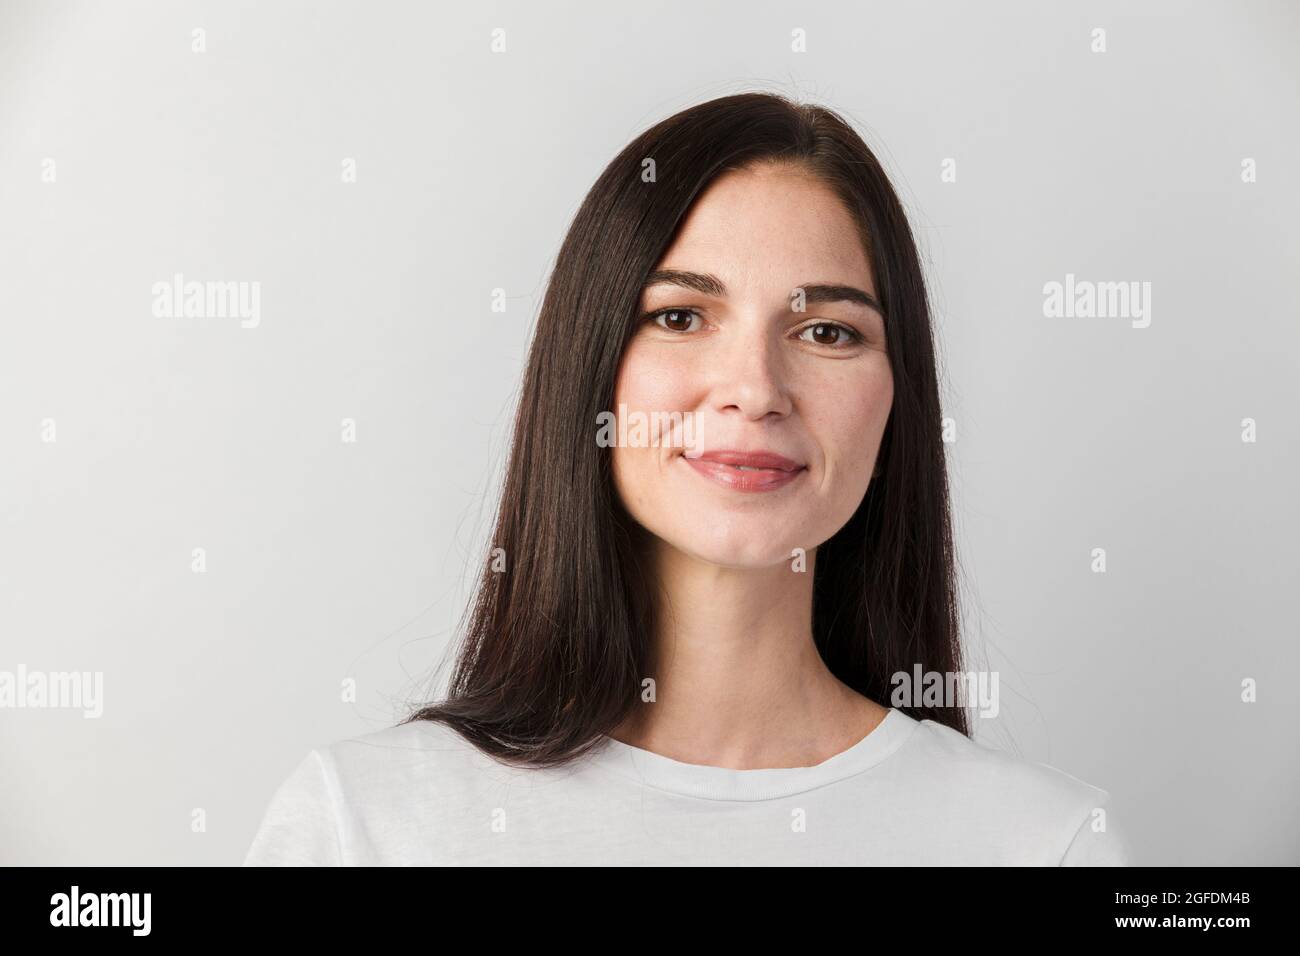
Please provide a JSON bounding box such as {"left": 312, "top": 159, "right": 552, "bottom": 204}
{"left": 684, "top": 457, "right": 806, "bottom": 492}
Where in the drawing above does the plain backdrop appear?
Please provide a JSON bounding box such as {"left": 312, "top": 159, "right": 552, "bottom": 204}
{"left": 1, "top": 0, "right": 1297, "bottom": 865}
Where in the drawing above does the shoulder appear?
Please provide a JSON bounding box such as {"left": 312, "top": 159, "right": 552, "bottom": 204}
{"left": 891, "top": 715, "right": 1133, "bottom": 865}
{"left": 307, "top": 718, "right": 537, "bottom": 815}
{"left": 243, "top": 719, "right": 503, "bottom": 866}
{"left": 903, "top": 717, "right": 1106, "bottom": 808}
{"left": 322, "top": 718, "right": 508, "bottom": 786}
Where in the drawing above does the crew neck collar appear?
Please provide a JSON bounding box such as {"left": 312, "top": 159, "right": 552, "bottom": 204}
{"left": 583, "top": 708, "right": 921, "bottom": 801}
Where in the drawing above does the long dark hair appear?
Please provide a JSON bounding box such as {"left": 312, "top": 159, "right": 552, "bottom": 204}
{"left": 403, "top": 91, "right": 968, "bottom": 766}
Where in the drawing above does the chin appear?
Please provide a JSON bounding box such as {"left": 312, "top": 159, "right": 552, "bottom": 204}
{"left": 674, "top": 522, "right": 806, "bottom": 571}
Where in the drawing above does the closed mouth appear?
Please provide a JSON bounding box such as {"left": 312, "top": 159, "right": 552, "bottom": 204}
{"left": 688, "top": 449, "right": 803, "bottom": 471}
{"left": 682, "top": 449, "right": 807, "bottom": 492}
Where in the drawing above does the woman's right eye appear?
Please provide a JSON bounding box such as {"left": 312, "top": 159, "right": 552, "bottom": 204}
{"left": 647, "top": 308, "right": 702, "bottom": 333}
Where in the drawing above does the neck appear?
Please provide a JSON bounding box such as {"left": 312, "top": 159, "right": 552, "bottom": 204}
{"left": 609, "top": 539, "right": 885, "bottom": 769}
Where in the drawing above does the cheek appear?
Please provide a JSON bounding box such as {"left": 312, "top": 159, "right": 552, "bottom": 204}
{"left": 810, "top": 361, "right": 893, "bottom": 486}
{"left": 610, "top": 343, "right": 696, "bottom": 515}
{"left": 612, "top": 339, "right": 697, "bottom": 414}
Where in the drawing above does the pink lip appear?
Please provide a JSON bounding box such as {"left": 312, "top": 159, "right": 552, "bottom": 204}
{"left": 684, "top": 449, "right": 807, "bottom": 493}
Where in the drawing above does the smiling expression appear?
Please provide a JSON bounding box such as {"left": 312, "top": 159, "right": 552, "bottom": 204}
{"left": 610, "top": 160, "right": 894, "bottom": 569}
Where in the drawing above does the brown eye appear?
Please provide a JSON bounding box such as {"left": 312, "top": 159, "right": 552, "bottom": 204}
{"left": 651, "top": 309, "right": 702, "bottom": 333}
{"left": 798, "top": 322, "right": 858, "bottom": 347}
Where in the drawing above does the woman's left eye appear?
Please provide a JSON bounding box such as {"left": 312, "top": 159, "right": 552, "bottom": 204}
{"left": 797, "top": 322, "right": 861, "bottom": 347}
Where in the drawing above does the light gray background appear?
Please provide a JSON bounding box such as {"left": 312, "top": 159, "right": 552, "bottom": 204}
{"left": 1, "top": 0, "right": 1296, "bottom": 865}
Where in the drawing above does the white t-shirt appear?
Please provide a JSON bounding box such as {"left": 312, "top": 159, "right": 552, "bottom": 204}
{"left": 242, "top": 708, "right": 1133, "bottom": 865}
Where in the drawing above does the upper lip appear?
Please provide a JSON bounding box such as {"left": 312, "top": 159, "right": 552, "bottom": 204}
{"left": 690, "top": 449, "right": 804, "bottom": 472}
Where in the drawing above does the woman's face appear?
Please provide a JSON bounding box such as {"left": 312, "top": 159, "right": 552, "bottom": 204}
{"left": 610, "top": 161, "right": 893, "bottom": 569}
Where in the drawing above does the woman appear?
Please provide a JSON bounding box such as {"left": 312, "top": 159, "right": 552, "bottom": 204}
{"left": 244, "top": 92, "right": 1132, "bottom": 865}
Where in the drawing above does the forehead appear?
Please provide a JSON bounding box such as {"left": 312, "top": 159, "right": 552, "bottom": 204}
{"left": 650, "top": 163, "right": 874, "bottom": 295}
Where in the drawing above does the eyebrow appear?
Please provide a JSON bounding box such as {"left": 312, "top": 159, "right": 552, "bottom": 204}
{"left": 642, "top": 269, "right": 884, "bottom": 316}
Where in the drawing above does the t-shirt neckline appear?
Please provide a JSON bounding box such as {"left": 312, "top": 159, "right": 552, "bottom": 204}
{"left": 583, "top": 708, "right": 920, "bottom": 801}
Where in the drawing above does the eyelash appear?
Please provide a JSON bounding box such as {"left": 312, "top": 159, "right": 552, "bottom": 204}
{"left": 641, "top": 308, "right": 864, "bottom": 347}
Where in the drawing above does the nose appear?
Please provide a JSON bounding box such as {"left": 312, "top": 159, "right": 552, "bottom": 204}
{"left": 709, "top": 318, "right": 793, "bottom": 421}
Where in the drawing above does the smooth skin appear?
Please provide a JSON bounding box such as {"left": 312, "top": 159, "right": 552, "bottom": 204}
{"left": 608, "top": 161, "right": 896, "bottom": 769}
